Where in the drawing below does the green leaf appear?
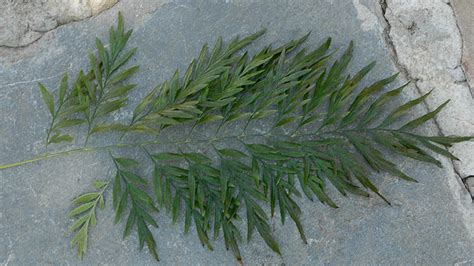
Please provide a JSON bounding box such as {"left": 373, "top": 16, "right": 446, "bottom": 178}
{"left": 59, "top": 73, "right": 68, "bottom": 103}
{"left": 110, "top": 66, "right": 139, "bottom": 84}
{"left": 123, "top": 209, "right": 136, "bottom": 239}
{"left": 115, "top": 189, "right": 128, "bottom": 223}
{"left": 137, "top": 218, "right": 160, "bottom": 261}
{"left": 115, "top": 157, "right": 139, "bottom": 169}
{"left": 106, "top": 84, "right": 136, "bottom": 99}
{"left": 426, "top": 135, "right": 473, "bottom": 146}
{"left": 68, "top": 177, "right": 109, "bottom": 259}
{"left": 416, "top": 136, "right": 459, "bottom": 160}
{"left": 341, "top": 73, "right": 399, "bottom": 126}
{"left": 68, "top": 202, "right": 95, "bottom": 217}
{"left": 379, "top": 90, "right": 432, "bottom": 128}
{"left": 117, "top": 11, "right": 124, "bottom": 35}
{"left": 217, "top": 148, "right": 247, "bottom": 158}
{"left": 89, "top": 53, "right": 102, "bottom": 84}
{"left": 38, "top": 83, "right": 55, "bottom": 115}
{"left": 188, "top": 170, "right": 196, "bottom": 209}
{"left": 96, "top": 99, "right": 127, "bottom": 117}
{"left": 128, "top": 184, "right": 155, "bottom": 208}
{"left": 253, "top": 109, "right": 277, "bottom": 120}
{"left": 281, "top": 191, "right": 307, "bottom": 243}
{"left": 122, "top": 170, "right": 147, "bottom": 185}
{"left": 197, "top": 114, "right": 223, "bottom": 124}
{"left": 255, "top": 217, "right": 281, "bottom": 255}
{"left": 222, "top": 221, "right": 242, "bottom": 262}
{"left": 133, "top": 87, "right": 158, "bottom": 117}
{"left": 400, "top": 100, "right": 449, "bottom": 130}
{"left": 172, "top": 194, "right": 181, "bottom": 223}
{"left": 112, "top": 47, "right": 137, "bottom": 74}
{"left": 113, "top": 172, "right": 121, "bottom": 210}
{"left": 69, "top": 214, "right": 90, "bottom": 232}
{"left": 98, "top": 195, "right": 105, "bottom": 209}
{"left": 96, "top": 37, "right": 109, "bottom": 74}
{"left": 93, "top": 180, "right": 107, "bottom": 189}
{"left": 71, "top": 224, "right": 88, "bottom": 259}
{"left": 359, "top": 82, "right": 409, "bottom": 127}
{"left": 72, "top": 193, "right": 98, "bottom": 205}
{"left": 60, "top": 104, "right": 88, "bottom": 118}
{"left": 152, "top": 172, "right": 164, "bottom": 209}
{"left": 49, "top": 134, "right": 73, "bottom": 144}
{"left": 185, "top": 153, "right": 212, "bottom": 164}
{"left": 226, "top": 112, "right": 252, "bottom": 123}
{"left": 275, "top": 116, "right": 297, "bottom": 128}
{"left": 152, "top": 152, "right": 183, "bottom": 161}
{"left": 185, "top": 206, "right": 192, "bottom": 234}
{"left": 53, "top": 119, "right": 85, "bottom": 130}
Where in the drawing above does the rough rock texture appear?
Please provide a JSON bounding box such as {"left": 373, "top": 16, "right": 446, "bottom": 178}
{"left": 0, "top": 0, "right": 473, "bottom": 265}
{"left": 452, "top": 0, "right": 474, "bottom": 95}
{"left": 467, "top": 177, "right": 474, "bottom": 196}
{"left": 382, "top": 0, "right": 474, "bottom": 198}
{"left": 0, "top": 0, "right": 118, "bottom": 47}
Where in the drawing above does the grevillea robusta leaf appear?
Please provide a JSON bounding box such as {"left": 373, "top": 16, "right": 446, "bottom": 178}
{"left": 11, "top": 12, "right": 472, "bottom": 263}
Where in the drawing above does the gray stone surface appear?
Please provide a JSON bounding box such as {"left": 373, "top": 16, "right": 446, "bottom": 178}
{"left": 453, "top": 0, "right": 474, "bottom": 95}
{"left": 1, "top": 0, "right": 473, "bottom": 265}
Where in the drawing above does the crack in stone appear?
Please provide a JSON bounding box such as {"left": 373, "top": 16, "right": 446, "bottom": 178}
{"left": 0, "top": 73, "right": 65, "bottom": 89}
{"left": 0, "top": 1, "right": 169, "bottom": 52}
{"left": 462, "top": 175, "right": 474, "bottom": 200}
{"left": 0, "top": 1, "right": 119, "bottom": 49}
{"left": 449, "top": 0, "right": 474, "bottom": 98}
{"left": 0, "top": 31, "right": 49, "bottom": 49}
{"left": 378, "top": 0, "right": 473, "bottom": 200}
{"left": 456, "top": 168, "right": 473, "bottom": 199}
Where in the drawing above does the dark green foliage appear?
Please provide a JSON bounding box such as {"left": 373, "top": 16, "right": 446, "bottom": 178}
{"left": 39, "top": 73, "right": 88, "bottom": 146}
{"left": 47, "top": 13, "right": 473, "bottom": 262}
{"left": 111, "top": 155, "right": 160, "bottom": 261}
{"left": 69, "top": 179, "right": 108, "bottom": 259}
{"left": 81, "top": 12, "right": 139, "bottom": 144}
{"left": 39, "top": 12, "right": 138, "bottom": 147}
{"left": 125, "top": 29, "right": 268, "bottom": 135}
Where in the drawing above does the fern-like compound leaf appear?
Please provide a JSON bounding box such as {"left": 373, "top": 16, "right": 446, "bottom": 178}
{"left": 111, "top": 155, "right": 160, "bottom": 261}
{"left": 32, "top": 13, "right": 474, "bottom": 262}
{"left": 69, "top": 180, "right": 108, "bottom": 259}
{"left": 39, "top": 73, "right": 88, "bottom": 146}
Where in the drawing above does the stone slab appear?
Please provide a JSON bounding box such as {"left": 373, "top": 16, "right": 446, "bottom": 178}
{"left": 383, "top": 0, "right": 474, "bottom": 189}
{"left": 1, "top": 0, "right": 473, "bottom": 265}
